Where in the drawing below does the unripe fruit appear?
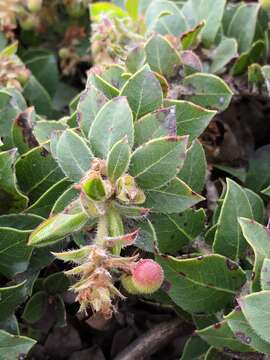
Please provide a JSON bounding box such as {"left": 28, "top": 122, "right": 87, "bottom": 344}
{"left": 131, "top": 259, "right": 164, "bottom": 294}
{"left": 27, "top": 0, "right": 43, "bottom": 13}
{"left": 260, "top": 0, "right": 270, "bottom": 11}
{"left": 121, "top": 274, "right": 140, "bottom": 295}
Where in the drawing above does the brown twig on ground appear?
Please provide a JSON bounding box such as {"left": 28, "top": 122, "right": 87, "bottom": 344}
{"left": 113, "top": 318, "right": 186, "bottom": 360}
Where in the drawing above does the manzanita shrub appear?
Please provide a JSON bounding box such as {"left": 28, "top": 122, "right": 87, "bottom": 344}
{"left": 1, "top": 0, "right": 270, "bottom": 359}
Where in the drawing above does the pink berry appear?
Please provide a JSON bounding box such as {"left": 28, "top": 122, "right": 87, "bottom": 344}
{"left": 131, "top": 259, "right": 164, "bottom": 294}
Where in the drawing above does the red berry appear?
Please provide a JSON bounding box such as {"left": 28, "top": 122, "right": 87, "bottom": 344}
{"left": 131, "top": 259, "right": 164, "bottom": 294}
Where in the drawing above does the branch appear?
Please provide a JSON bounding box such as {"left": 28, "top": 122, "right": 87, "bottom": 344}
{"left": 114, "top": 318, "right": 188, "bottom": 360}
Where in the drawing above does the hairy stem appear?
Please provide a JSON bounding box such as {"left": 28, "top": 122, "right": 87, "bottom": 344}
{"left": 107, "top": 206, "right": 124, "bottom": 255}
{"left": 95, "top": 214, "right": 108, "bottom": 247}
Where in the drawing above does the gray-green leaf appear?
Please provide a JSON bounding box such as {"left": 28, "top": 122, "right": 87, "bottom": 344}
{"left": 129, "top": 136, "right": 188, "bottom": 190}
{"left": 120, "top": 65, "right": 163, "bottom": 120}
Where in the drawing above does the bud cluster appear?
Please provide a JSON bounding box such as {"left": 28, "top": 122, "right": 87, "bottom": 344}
{"left": 52, "top": 157, "right": 164, "bottom": 318}
{"left": 91, "top": 15, "right": 144, "bottom": 66}
{"left": 77, "top": 158, "right": 146, "bottom": 219}
{"left": 0, "top": 55, "right": 30, "bottom": 89}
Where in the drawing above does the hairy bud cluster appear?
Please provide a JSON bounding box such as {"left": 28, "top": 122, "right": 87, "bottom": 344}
{"left": 77, "top": 158, "right": 146, "bottom": 218}
{"left": 49, "top": 157, "right": 162, "bottom": 318}
{"left": 55, "top": 246, "right": 163, "bottom": 318}
{"left": 0, "top": 55, "right": 30, "bottom": 89}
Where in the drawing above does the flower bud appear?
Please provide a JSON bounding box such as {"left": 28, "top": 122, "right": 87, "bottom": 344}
{"left": 79, "top": 192, "right": 105, "bottom": 218}
{"left": 131, "top": 259, "right": 164, "bottom": 294}
{"left": 260, "top": 0, "right": 270, "bottom": 11}
{"left": 82, "top": 173, "right": 112, "bottom": 202}
{"left": 116, "top": 175, "right": 145, "bottom": 205}
{"left": 26, "top": 0, "right": 43, "bottom": 13}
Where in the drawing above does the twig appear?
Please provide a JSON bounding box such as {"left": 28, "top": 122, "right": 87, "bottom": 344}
{"left": 113, "top": 318, "right": 186, "bottom": 360}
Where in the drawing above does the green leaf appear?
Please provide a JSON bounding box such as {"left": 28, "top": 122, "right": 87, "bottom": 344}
{"left": 180, "top": 335, "right": 209, "bottom": 360}
{"left": 232, "top": 40, "right": 265, "bottom": 76}
{"left": 261, "top": 258, "right": 270, "bottom": 291}
{"left": 134, "top": 218, "right": 157, "bottom": 253}
{"left": 43, "top": 272, "right": 69, "bottom": 295}
{"left": 33, "top": 120, "right": 67, "bottom": 149}
{"left": 0, "top": 42, "right": 18, "bottom": 56}
{"left": 55, "top": 129, "right": 94, "bottom": 182}
{"left": 25, "top": 51, "right": 59, "bottom": 96}
{"left": 90, "top": 2, "right": 127, "bottom": 20}
{"left": 26, "top": 178, "right": 71, "bottom": 218}
{"left": 89, "top": 97, "right": 134, "bottom": 159}
{"left": 210, "top": 37, "right": 238, "bottom": 74}
{"left": 182, "top": 0, "right": 226, "bottom": 47}
{"left": 87, "top": 73, "right": 120, "bottom": 99}
{"left": 129, "top": 136, "right": 188, "bottom": 190}
{"left": 239, "top": 291, "right": 270, "bottom": 345}
{"left": 145, "top": 0, "right": 188, "bottom": 37}
{"left": 0, "top": 227, "right": 32, "bottom": 278}
{"left": 102, "top": 65, "right": 127, "bottom": 90}
{"left": 238, "top": 218, "right": 270, "bottom": 292}
{"left": 0, "top": 315, "right": 19, "bottom": 335}
{"left": 126, "top": 46, "right": 146, "bottom": 74}
{"left": 0, "top": 88, "right": 26, "bottom": 150}
{"left": 246, "top": 145, "right": 270, "bottom": 193}
{"left": 134, "top": 107, "right": 177, "bottom": 146}
{"left": 144, "top": 178, "right": 204, "bottom": 213}
{"left": 262, "top": 185, "right": 270, "bottom": 197}
{"left": 107, "top": 137, "right": 131, "bottom": 183}
{"left": 182, "top": 50, "right": 203, "bottom": 76}
{"left": 151, "top": 209, "right": 205, "bottom": 254}
{"left": 120, "top": 64, "right": 163, "bottom": 120}
{"left": 183, "top": 73, "right": 233, "bottom": 111}
{"left": 0, "top": 282, "right": 28, "bottom": 321}
{"left": 125, "top": 0, "right": 139, "bottom": 19}
{"left": 227, "top": 3, "right": 260, "bottom": 53}
{"left": 165, "top": 99, "right": 216, "bottom": 140}
{"left": 22, "top": 291, "right": 47, "bottom": 324}
{"left": 225, "top": 308, "right": 270, "bottom": 354}
{"left": 0, "top": 149, "right": 28, "bottom": 214}
{"left": 197, "top": 320, "right": 252, "bottom": 352}
{"left": 113, "top": 202, "right": 149, "bottom": 219}
{"left": 214, "top": 164, "right": 246, "bottom": 183}
{"left": 0, "top": 330, "right": 36, "bottom": 360}
{"left": 181, "top": 21, "right": 205, "bottom": 50}
{"left": 213, "top": 179, "right": 263, "bottom": 260}
{"left": 51, "top": 186, "right": 79, "bottom": 215}
{"left": 15, "top": 146, "right": 64, "bottom": 203}
{"left": 157, "top": 254, "right": 246, "bottom": 313}
{"left": 23, "top": 75, "right": 53, "bottom": 117}
{"left": 28, "top": 210, "right": 88, "bottom": 247}
{"left": 54, "top": 295, "right": 66, "bottom": 327}
{"left": 76, "top": 85, "right": 107, "bottom": 137}
{"left": 178, "top": 140, "right": 206, "bottom": 193}
{"left": 145, "top": 34, "right": 181, "bottom": 78}
{"left": 0, "top": 214, "right": 43, "bottom": 230}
